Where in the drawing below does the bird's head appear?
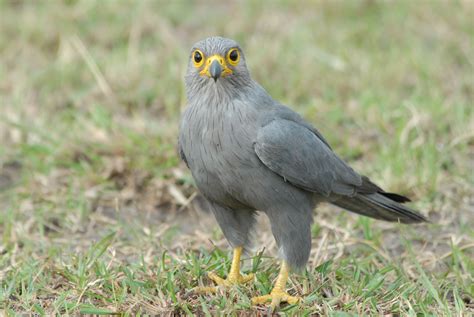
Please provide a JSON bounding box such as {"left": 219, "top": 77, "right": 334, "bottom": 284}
{"left": 185, "top": 37, "right": 252, "bottom": 100}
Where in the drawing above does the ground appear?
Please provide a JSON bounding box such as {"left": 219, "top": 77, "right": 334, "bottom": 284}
{"left": 0, "top": 1, "right": 473, "bottom": 315}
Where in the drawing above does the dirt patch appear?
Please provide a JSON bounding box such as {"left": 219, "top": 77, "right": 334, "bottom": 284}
{"left": 0, "top": 160, "right": 22, "bottom": 191}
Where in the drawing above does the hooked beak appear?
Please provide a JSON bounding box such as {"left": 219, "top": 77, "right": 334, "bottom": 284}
{"left": 209, "top": 59, "right": 222, "bottom": 82}
{"left": 199, "top": 54, "right": 232, "bottom": 81}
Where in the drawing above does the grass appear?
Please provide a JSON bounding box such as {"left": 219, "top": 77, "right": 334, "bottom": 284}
{"left": 1, "top": 0, "right": 473, "bottom": 315}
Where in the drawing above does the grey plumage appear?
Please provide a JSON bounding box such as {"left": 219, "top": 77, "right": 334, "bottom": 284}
{"left": 179, "top": 37, "right": 427, "bottom": 269}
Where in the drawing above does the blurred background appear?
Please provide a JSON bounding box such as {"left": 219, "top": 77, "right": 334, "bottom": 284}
{"left": 1, "top": 0, "right": 473, "bottom": 315}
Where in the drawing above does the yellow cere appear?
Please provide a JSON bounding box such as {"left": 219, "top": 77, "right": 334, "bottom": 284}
{"left": 193, "top": 49, "right": 240, "bottom": 78}
{"left": 198, "top": 54, "right": 233, "bottom": 78}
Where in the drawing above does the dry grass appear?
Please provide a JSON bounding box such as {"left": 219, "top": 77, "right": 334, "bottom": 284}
{"left": 1, "top": 0, "right": 473, "bottom": 315}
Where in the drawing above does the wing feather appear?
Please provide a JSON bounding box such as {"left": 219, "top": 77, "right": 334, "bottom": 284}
{"left": 254, "top": 119, "right": 362, "bottom": 196}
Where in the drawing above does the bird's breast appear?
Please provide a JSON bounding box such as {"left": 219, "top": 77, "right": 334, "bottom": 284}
{"left": 180, "top": 100, "right": 262, "bottom": 204}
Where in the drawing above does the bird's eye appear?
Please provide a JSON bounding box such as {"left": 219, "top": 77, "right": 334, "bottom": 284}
{"left": 193, "top": 50, "right": 204, "bottom": 67}
{"left": 227, "top": 48, "right": 240, "bottom": 66}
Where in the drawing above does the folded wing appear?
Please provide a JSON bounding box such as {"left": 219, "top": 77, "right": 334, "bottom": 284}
{"left": 254, "top": 119, "right": 427, "bottom": 223}
{"left": 254, "top": 119, "right": 362, "bottom": 197}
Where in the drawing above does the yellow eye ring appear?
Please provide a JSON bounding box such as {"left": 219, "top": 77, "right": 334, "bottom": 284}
{"left": 227, "top": 48, "right": 240, "bottom": 66}
{"left": 193, "top": 49, "right": 204, "bottom": 67}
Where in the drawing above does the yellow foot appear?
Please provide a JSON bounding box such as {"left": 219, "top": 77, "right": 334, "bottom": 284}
{"left": 191, "top": 247, "right": 254, "bottom": 294}
{"left": 208, "top": 271, "right": 254, "bottom": 286}
{"left": 192, "top": 286, "right": 218, "bottom": 294}
{"left": 251, "top": 261, "right": 300, "bottom": 311}
{"left": 191, "top": 272, "right": 254, "bottom": 294}
{"left": 252, "top": 288, "right": 300, "bottom": 310}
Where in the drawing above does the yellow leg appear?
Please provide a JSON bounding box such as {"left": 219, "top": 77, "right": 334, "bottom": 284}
{"left": 251, "top": 261, "right": 300, "bottom": 310}
{"left": 193, "top": 247, "right": 254, "bottom": 294}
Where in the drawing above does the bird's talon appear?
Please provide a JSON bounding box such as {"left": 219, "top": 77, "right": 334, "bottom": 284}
{"left": 191, "top": 286, "right": 218, "bottom": 294}
{"left": 190, "top": 247, "right": 254, "bottom": 293}
{"left": 207, "top": 271, "right": 254, "bottom": 286}
{"left": 239, "top": 272, "right": 254, "bottom": 283}
{"left": 208, "top": 271, "right": 226, "bottom": 285}
{"left": 251, "top": 288, "right": 300, "bottom": 309}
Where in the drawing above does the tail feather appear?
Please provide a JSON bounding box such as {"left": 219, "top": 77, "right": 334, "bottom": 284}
{"left": 333, "top": 193, "right": 427, "bottom": 224}
{"left": 379, "top": 192, "right": 411, "bottom": 203}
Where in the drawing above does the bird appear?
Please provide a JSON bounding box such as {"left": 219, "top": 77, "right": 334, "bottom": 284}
{"left": 178, "top": 36, "right": 427, "bottom": 310}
